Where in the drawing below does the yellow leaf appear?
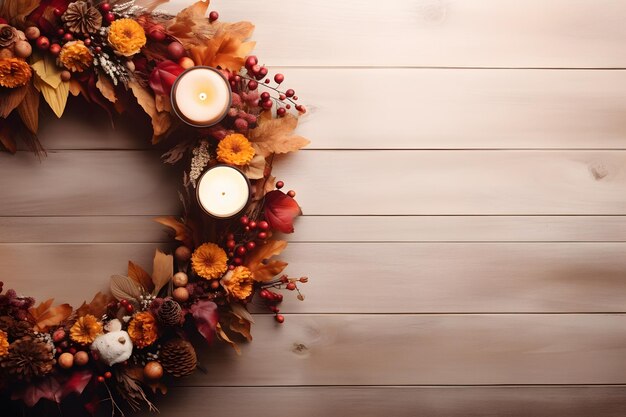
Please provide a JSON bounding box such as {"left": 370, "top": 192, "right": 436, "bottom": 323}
{"left": 129, "top": 80, "right": 172, "bottom": 143}
{"left": 28, "top": 299, "right": 73, "bottom": 332}
{"left": 96, "top": 72, "right": 117, "bottom": 103}
{"left": 244, "top": 240, "right": 288, "bottom": 282}
{"left": 31, "top": 52, "right": 63, "bottom": 89}
{"left": 38, "top": 78, "right": 70, "bottom": 118}
{"left": 248, "top": 114, "right": 310, "bottom": 157}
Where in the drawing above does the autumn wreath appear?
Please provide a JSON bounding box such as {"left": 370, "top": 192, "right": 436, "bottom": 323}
{"left": 0, "top": 0, "right": 309, "bottom": 414}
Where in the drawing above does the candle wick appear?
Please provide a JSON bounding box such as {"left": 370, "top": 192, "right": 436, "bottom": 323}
{"left": 221, "top": 192, "right": 226, "bottom": 196}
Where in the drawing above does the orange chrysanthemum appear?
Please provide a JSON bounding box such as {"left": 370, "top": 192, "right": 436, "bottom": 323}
{"left": 0, "top": 58, "right": 32, "bottom": 88}
{"left": 107, "top": 18, "right": 146, "bottom": 57}
{"left": 221, "top": 266, "right": 254, "bottom": 300}
{"left": 191, "top": 243, "right": 228, "bottom": 280}
{"left": 217, "top": 134, "right": 255, "bottom": 166}
{"left": 58, "top": 40, "right": 93, "bottom": 72}
{"left": 70, "top": 314, "right": 103, "bottom": 345}
{"left": 0, "top": 330, "right": 8, "bottom": 357}
{"left": 127, "top": 311, "right": 158, "bottom": 349}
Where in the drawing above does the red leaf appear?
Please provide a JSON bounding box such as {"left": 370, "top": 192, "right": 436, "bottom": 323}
{"left": 12, "top": 376, "right": 62, "bottom": 407}
{"left": 264, "top": 190, "right": 302, "bottom": 233}
{"left": 61, "top": 369, "right": 93, "bottom": 399}
{"left": 149, "top": 60, "right": 185, "bottom": 96}
{"left": 190, "top": 300, "right": 218, "bottom": 344}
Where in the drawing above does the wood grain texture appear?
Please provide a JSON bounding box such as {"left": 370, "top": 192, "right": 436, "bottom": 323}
{"left": 30, "top": 69, "right": 626, "bottom": 150}
{"left": 177, "top": 314, "right": 626, "bottom": 385}
{"left": 5, "top": 242, "right": 626, "bottom": 313}
{"left": 163, "top": 0, "right": 626, "bottom": 68}
{"left": 4, "top": 150, "right": 626, "bottom": 216}
{"left": 7, "top": 216, "right": 626, "bottom": 243}
{"left": 134, "top": 386, "right": 626, "bottom": 417}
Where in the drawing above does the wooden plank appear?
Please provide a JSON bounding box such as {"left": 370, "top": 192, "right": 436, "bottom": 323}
{"left": 30, "top": 69, "right": 626, "bottom": 151}
{"left": 134, "top": 386, "right": 626, "bottom": 417}
{"left": 4, "top": 242, "right": 626, "bottom": 313}
{"left": 4, "top": 150, "right": 626, "bottom": 216}
{"left": 163, "top": 0, "right": 626, "bottom": 68}
{"left": 178, "top": 314, "right": 626, "bottom": 385}
{"left": 6, "top": 215, "right": 626, "bottom": 243}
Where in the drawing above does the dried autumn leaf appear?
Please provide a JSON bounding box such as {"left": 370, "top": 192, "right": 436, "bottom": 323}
{"left": 1, "top": 0, "right": 40, "bottom": 28}
{"left": 96, "top": 72, "right": 117, "bottom": 103}
{"left": 129, "top": 80, "right": 172, "bottom": 143}
{"left": 241, "top": 152, "right": 265, "bottom": 180}
{"left": 244, "top": 239, "right": 288, "bottom": 282}
{"left": 75, "top": 292, "right": 111, "bottom": 318}
{"left": 0, "top": 84, "right": 28, "bottom": 118}
{"left": 110, "top": 274, "right": 142, "bottom": 302}
{"left": 248, "top": 114, "right": 310, "bottom": 157}
{"left": 37, "top": 78, "right": 70, "bottom": 118}
{"left": 216, "top": 322, "right": 241, "bottom": 355}
{"left": 31, "top": 52, "right": 63, "bottom": 89}
{"left": 149, "top": 60, "right": 184, "bottom": 96}
{"left": 165, "top": 0, "right": 216, "bottom": 44}
{"left": 229, "top": 304, "right": 254, "bottom": 341}
{"left": 190, "top": 299, "right": 218, "bottom": 344}
{"left": 28, "top": 299, "right": 73, "bottom": 332}
{"left": 189, "top": 29, "right": 255, "bottom": 72}
{"left": 151, "top": 249, "right": 173, "bottom": 295}
{"left": 0, "top": 120, "right": 16, "bottom": 153}
{"left": 12, "top": 376, "right": 62, "bottom": 407}
{"left": 154, "top": 216, "right": 193, "bottom": 248}
{"left": 264, "top": 190, "right": 302, "bottom": 233}
{"left": 128, "top": 260, "right": 154, "bottom": 293}
{"left": 251, "top": 175, "right": 276, "bottom": 202}
{"left": 17, "top": 82, "right": 40, "bottom": 134}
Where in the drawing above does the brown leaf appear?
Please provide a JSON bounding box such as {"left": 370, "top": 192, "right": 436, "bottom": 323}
{"left": 28, "top": 299, "right": 73, "bottom": 332}
{"left": 241, "top": 151, "right": 265, "bottom": 180}
{"left": 154, "top": 216, "right": 193, "bottom": 248}
{"left": 189, "top": 29, "right": 255, "bottom": 72}
{"left": 251, "top": 175, "right": 276, "bottom": 202}
{"left": 129, "top": 80, "right": 172, "bottom": 143}
{"left": 244, "top": 240, "right": 288, "bottom": 282}
{"left": 151, "top": 249, "right": 173, "bottom": 295}
{"left": 0, "top": 119, "right": 17, "bottom": 154}
{"left": 96, "top": 72, "right": 116, "bottom": 103}
{"left": 110, "top": 275, "right": 142, "bottom": 302}
{"left": 17, "top": 83, "right": 40, "bottom": 134}
{"left": 165, "top": 1, "right": 216, "bottom": 44}
{"left": 0, "top": 0, "right": 40, "bottom": 28}
{"left": 215, "top": 322, "right": 241, "bottom": 355}
{"left": 75, "top": 292, "right": 111, "bottom": 318}
{"left": 0, "top": 85, "right": 28, "bottom": 118}
{"left": 128, "top": 261, "right": 154, "bottom": 293}
{"left": 248, "top": 114, "right": 310, "bottom": 157}
{"left": 228, "top": 304, "right": 254, "bottom": 341}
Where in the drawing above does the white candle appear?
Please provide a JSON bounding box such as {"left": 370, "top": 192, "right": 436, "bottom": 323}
{"left": 171, "top": 66, "right": 231, "bottom": 127}
{"left": 196, "top": 165, "right": 250, "bottom": 218}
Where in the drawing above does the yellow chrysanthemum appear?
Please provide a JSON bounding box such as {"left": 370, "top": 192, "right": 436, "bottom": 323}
{"left": 221, "top": 266, "right": 254, "bottom": 300}
{"left": 217, "top": 134, "right": 255, "bottom": 166}
{"left": 0, "top": 58, "right": 32, "bottom": 88}
{"left": 0, "top": 330, "right": 8, "bottom": 357}
{"left": 107, "top": 18, "right": 146, "bottom": 57}
{"left": 127, "top": 311, "right": 158, "bottom": 349}
{"left": 191, "top": 243, "right": 228, "bottom": 280}
{"left": 58, "top": 40, "right": 93, "bottom": 72}
{"left": 70, "top": 314, "right": 103, "bottom": 345}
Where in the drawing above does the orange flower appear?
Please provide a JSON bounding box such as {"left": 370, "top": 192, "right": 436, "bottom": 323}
{"left": 217, "top": 134, "right": 255, "bottom": 166}
{"left": 70, "top": 315, "right": 103, "bottom": 345}
{"left": 58, "top": 40, "right": 93, "bottom": 72}
{"left": 221, "top": 266, "right": 254, "bottom": 300}
{"left": 107, "top": 18, "right": 146, "bottom": 57}
{"left": 127, "top": 312, "right": 158, "bottom": 349}
{"left": 191, "top": 243, "right": 228, "bottom": 280}
{"left": 0, "top": 330, "right": 8, "bottom": 357}
{"left": 0, "top": 58, "right": 32, "bottom": 88}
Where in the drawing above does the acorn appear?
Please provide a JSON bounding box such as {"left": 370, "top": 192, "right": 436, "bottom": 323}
{"left": 58, "top": 352, "right": 74, "bottom": 369}
{"left": 173, "top": 272, "right": 188, "bottom": 287}
{"left": 144, "top": 361, "right": 164, "bottom": 380}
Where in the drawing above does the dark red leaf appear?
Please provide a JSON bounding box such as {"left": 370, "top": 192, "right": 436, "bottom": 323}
{"left": 149, "top": 60, "right": 185, "bottom": 96}
{"left": 190, "top": 300, "right": 218, "bottom": 344}
{"left": 27, "top": 0, "right": 71, "bottom": 35}
{"left": 61, "top": 369, "right": 93, "bottom": 399}
{"left": 264, "top": 190, "right": 302, "bottom": 233}
{"left": 12, "top": 376, "right": 62, "bottom": 407}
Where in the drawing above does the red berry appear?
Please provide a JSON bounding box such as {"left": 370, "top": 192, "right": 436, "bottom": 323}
{"left": 69, "top": 347, "right": 77, "bottom": 354}
{"left": 167, "top": 41, "right": 186, "bottom": 60}
{"left": 246, "top": 241, "right": 256, "bottom": 250}
{"left": 49, "top": 43, "right": 61, "bottom": 55}
{"left": 276, "top": 181, "right": 284, "bottom": 189}
{"left": 53, "top": 8, "right": 64, "bottom": 17}
{"left": 287, "top": 190, "right": 296, "bottom": 198}
{"left": 279, "top": 93, "right": 286, "bottom": 100}
{"left": 57, "top": 28, "right": 65, "bottom": 36}
{"left": 261, "top": 100, "right": 273, "bottom": 109}
{"left": 276, "top": 293, "right": 284, "bottom": 302}
{"left": 275, "top": 314, "right": 285, "bottom": 323}
{"left": 260, "top": 92, "right": 270, "bottom": 101}
{"left": 258, "top": 220, "right": 269, "bottom": 230}
{"left": 257, "top": 232, "right": 268, "bottom": 240}
{"left": 293, "top": 96, "right": 298, "bottom": 100}
{"left": 286, "top": 282, "right": 296, "bottom": 291}
{"left": 97, "top": 376, "right": 105, "bottom": 383}
{"left": 240, "top": 215, "right": 249, "bottom": 225}
{"left": 296, "top": 104, "right": 306, "bottom": 113}
{"left": 285, "top": 89, "right": 295, "bottom": 98}
{"left": 36, "top": 36, "right": 50, "bottom": 50}
{"left": 251, "top": 64, "right": 261, "bottom": 74}
{"left": 244, "top": 226, "right": 250, "bottom": 232}
{"left": 84, "top": 38, "right": 91, "bottom": 46}
{"left": 248, "top": 80, "right": 258, "bottom": 90}
{"left": 277, "top": 107, "right": 287, "bottom": 117}
{"left": 260, "top": 289, "right": 270, "bottom": 299}
{"left": 233, "top": 257, "right": 243, "bottom": 265}
{"left": 269, "top": 306, "right": 279, "bottom": 313}
{"left": 209, "top": 11, "right": 219, "bottom": 22}
{"left": 236, "top": 246, "right": 247, "bottom": 256}
{"left": 264, "top": 78, "right": 270, "bottom": 84}
{"left": 228, "top": 264, "right": 235, "bottom": 270}
{"left": 125, "top": 304, "right": 134, "bottom": 313}
{"left": 226, "top": 240, "right": 236, "bottom": 249}
{"left": 259, "top": 67, "right": 268, "bottom": 77}
{"left": 56, "top": 347, "right": 63, "bottom": 354}
{"left": 63, "top": 33, "right": 73, "bottom": 42}
{"left": 274, "top": 73, "right": 284, "bottom": 84}
{"left": 227, "top": 233, "right": 235, "bottom": 240}
{"left": 104, "top": 371, "right": 112, "bottom": 379}
{"left": 95, "top": 46, "right": 102, "bottom": 53}
{"left": 101, "top": 3, "right": 111, "bottom": 12}
{"left": 105, "top": 12, "right": 115, "bottom": 22}
{"left": 245, "top": 56, "right": 258, "bottom": 68}
{"left": 248, "top": 221, "right": 257, "bottom": 229}
{"left": 234, "top": 118, "right": 249, "bottom": 132}
{"left": 286, "top": 104, "right": 291, "bottom": 110}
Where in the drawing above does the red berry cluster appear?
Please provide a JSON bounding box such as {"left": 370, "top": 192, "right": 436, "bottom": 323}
{"left": 225, "top": 217, "right": 270, "bottom": 268}
{"left": 259, "top": 275, "right": 308, "bottom": 323}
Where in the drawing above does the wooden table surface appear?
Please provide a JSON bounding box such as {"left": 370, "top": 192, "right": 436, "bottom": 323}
{"left": 2, "top": 0, "right": 626, "bottom": 415}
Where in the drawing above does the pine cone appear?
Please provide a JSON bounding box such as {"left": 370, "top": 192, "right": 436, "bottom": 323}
{"left": 160, "top": 339, "right": 196, "bottom": 377}
{"left": 157, "top": 299, "right": 182, "bottom": 326}
{"left": 62, "top": 1, "right": 102, "bottom": 34}
{"left": 0, "top": 316, "right": 33, "bottom": 341}
{"left": 0, "top": 336, "right": 54, "bottom": 382}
